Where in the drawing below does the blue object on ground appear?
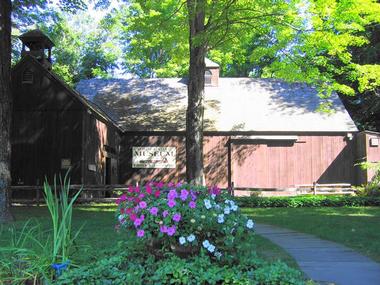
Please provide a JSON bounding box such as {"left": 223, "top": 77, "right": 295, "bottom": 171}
{"left": 51, "top": 260, "right": 70, "bottom": 277}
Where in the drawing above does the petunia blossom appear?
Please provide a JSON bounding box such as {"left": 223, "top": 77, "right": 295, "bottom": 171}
{"left": 180, "top": 189, "right": 189, "bottom": 201}
{"left": 137, "top": 229, "right": 145, "bottom": 238}
{"left": 189, "top": 201, "right": 196, "bottom": 209}
{"left": 167, "top": 225, "right": 176, "bottom": 236}
{"left": 172, "top": 213, "right": 181, "bottom": 222}
{"left": 167, "top": 199, "right": 176, "bottom": 208}
{"left": 139, "top": 201, "right": 147, "bottom": 209}
{"left": 149, "top": 207, "right": 159, "bottom": 216}
{"left": 168, "top": 189, "right": 178, "bottom": 200}
{"left": 162, "top": 210, "right": 169, "bottom": 217}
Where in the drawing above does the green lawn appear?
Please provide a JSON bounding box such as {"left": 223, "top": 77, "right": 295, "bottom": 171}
{"left": 1, "top": 205, "right": 297, "bottom": 267}
{"left": 243, "top": 207, "right": 380, "bottom": 262}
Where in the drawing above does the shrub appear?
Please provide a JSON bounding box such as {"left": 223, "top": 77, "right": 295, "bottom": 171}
{"left": 115, "top": 182, "right": 255, "bottom": 261}
{"left": 355, "top": 162, "right": 380, "bottom": 197}
{"left": 235, "top": 195, "right": 380, "bottom": 208}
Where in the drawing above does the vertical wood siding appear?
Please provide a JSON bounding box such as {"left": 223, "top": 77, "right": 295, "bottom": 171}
{"left": 120, "top": 134, "right": 356, "bottom": 188}
{"left": 231, "top": 135, "right": 356, "bottom": 188}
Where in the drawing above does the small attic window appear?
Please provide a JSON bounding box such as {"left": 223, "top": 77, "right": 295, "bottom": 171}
{"left": 22, "top": 69, "right": 34, "bottom": 84}
{"left": 205, "top": 69, "right": 212, "bottom": 85}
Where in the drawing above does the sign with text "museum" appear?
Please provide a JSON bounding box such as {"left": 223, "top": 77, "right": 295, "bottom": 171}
{"left": 132, "top": 147, "right": 176, "bottom": 168}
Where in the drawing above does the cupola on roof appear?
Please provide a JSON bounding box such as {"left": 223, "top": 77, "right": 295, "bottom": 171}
{"left": 19, "top": 29, "right": 55, "bottom": 49}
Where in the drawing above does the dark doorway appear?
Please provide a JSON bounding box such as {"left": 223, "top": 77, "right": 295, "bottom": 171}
{"left": 105, "top": 157, "right": 112, "bottom": 185}
{"left": 105, "top": 157, "right": 112, "bottom": 198}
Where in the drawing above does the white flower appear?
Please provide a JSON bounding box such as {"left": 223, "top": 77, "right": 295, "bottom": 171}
{"left": 224, "top": 207, "right": 231, "bottom": 215}
{"left": 202, "top": 240, "right": 210, "bottom": 248}
{"left": 231, "top": 204, "right": 238, "bottom": 211}
{"left": 118, "top": 214, "right": 126, "bottom": 222}
{"left": 217, "top": 214, "right": 225, "bottom": 224}
{"left": 211, "top": 194, "right": 216, "bottom": 200}
{"left": 246, "top": 219, "right": 254, "bottom": 229}
{"left": 204, "top": 199, "right": 212, "bottom": 209}
{"left": 179, "top": 236, "right": 186, "bottom": 245}
{"left": 187, "top": 234, "right": 196, "bottom": 242}
{"left": 207, "top": 244, "right": 215, "bottom": 253}
{"left": 224, "top": 199, "right": 231, "bottom": 204}
{"left": 215, "top": 251, "right": 222, "bottom": 258}
{"left": 214, "top": 204, "right": 221, "bottom": 210}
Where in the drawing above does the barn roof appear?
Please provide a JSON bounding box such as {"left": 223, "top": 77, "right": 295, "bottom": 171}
{"left": 76, "top": 77, "right": 358, "bottom": 133}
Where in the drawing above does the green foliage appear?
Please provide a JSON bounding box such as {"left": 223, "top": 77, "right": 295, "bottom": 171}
{"left": 116, "top": 0, "right": 300, "bottom": 78}
{"left": 236, "top": 195, "right": 380, "bottom": 208}
{"left": 43, "top": 172, "right": 83, "bottom": 264}
{"left": 0, "top": 220, "right": 52, "bottom": 284}
{"left": 355, "top": 162, "right": 380, "bottom": 197}
{"left": 57, "top": 247, "right": 306, "bottom": 285}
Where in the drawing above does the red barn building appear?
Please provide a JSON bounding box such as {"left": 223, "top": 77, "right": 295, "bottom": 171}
{"left": 76, "top": 59, "right": 380, "bottom": 191}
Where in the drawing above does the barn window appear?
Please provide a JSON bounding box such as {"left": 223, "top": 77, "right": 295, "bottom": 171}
{"left": 22, "top": 69, "right": 34, "bottom": 84}
{"left": 205, "top": 69, "right": 212, "bottom": 85}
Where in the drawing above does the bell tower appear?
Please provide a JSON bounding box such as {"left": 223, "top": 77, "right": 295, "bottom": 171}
{"left": 19, "top": 29, "right": 55, "bottom": 70}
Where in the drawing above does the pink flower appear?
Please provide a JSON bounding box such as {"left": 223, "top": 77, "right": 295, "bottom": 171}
{"left": 168, "top": 189, "right": 178, "bottom": 200}
{"left": 130, "top": 213, "right": 137, "bottom": 221}
{"left": 209, "top": 186, "right": 221, "bottom": 196}
{"left": 137, "top": 229, "right": 145, "bottom": 238}
{"left": 154, "top": 190, "right": 161, "bottom": 198}
{"left": 167, "top": 200, "right": 176, "bottom": 208}
{"left": 126, "top": 208, "right": 133, "bottom": 215}
{"left": 155, "top": 181, "right": 164, "bottom": 188}
{"left": 146, "top": 185, "right": 152, "bottom": 194}
{"left": 172, "top": 213, "right": 181, "bottom": 222}
{"left": 150, "top": 207, "right": 158, "bottom": 216}
{"left": 138, "top": 193, "right": 145, "bottom": 199}
{"left": 139, "top": 201, "right": 147, "bottom": 209}
{"left": 189, "top": 201, "right": 196, "bottom": 209}
{"left": 128, "top": 186, "right": 134, "bottom": 193}
{"left": 180, "top": 189, "right": 189, "bottom": 201}
{"left": 168, "top": 182, "right": 174, "bottom": 187}
{"left": 135, "top": 186, "right": 140, "bottom": 193}
{"left": 162, "top": 210, "right": 169, "bottom": 217}
{"left": 167, "top": 225, "right": 176, "bottom": 236}
{"left": 134, "top": 218, "right": 143, "bottom": 227}
{"left": 160, "top": 225, "right": 168, "bottom": 233}
{"left": 120, "top": 208, "right": 125, "bottom": 214}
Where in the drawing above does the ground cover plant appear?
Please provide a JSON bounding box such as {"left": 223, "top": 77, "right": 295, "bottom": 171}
{"left": 243, "top": 207, "right": 380, "bottom": 262}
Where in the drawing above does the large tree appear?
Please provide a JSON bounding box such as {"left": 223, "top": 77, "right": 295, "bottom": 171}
{"left": 0, "top": 0, "right": 13, "bottom": 223}
{"left": 0, "top": 0, "right": 86, "bottom": 223}
{"left": 117, "top": 0, "right": 298, "bottom": 184}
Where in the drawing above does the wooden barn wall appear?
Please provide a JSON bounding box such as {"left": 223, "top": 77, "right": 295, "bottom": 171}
{"left": 363, "top": 132, "right": 380, "bottom": 182}
{"left": 231, "top": 135, "right": 357, "bottom": 188}
{"left": 355, "top": 132, "right": 368, "bottom": 185}
{"left": 11, "top": 61, "right": 83, "bottom": 186}
{"left": 82, "top": 112, "right": 120, "bottom": 185}
{"left": 120, "top": 134, "right": 357, "bottom": 188}
{"left": 120, "top": 135, "right": 187, "bottom": 185}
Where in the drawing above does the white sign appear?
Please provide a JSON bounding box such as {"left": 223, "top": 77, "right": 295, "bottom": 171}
{"left": 132, "top": 147, "right": 176, "bottom": 168}
{"left": 61, "top": 159, "right": 71, "bottom": 169}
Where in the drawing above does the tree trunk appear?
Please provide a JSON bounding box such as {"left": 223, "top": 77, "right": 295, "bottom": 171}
{"left": 0, "top": 0, "right": 14, "bottom": 223}
{"left": 186, "top": 0, "right": 206, "bottom": 185}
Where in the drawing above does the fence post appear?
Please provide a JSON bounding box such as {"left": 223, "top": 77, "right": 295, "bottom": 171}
{"left": 36, "top": 179, "right": 40, "bottom": 206}
{"left": 313, "top": 182, "right": 317, "bottom": 195}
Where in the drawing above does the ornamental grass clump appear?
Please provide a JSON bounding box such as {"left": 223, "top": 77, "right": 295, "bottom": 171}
{"left": 115, "top": 182, "right": 255, "bottom": 260}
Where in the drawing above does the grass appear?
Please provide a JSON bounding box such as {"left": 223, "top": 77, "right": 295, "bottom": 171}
{"left": 1, "top": 204, "right": 298, "bottom": 268}
{"left": 243, "top": 206, "right": 380, "bottom": 262}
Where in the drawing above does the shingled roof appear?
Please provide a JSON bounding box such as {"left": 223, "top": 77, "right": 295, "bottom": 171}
{"left": 76, "top": 77, "right": 358, "bottom": 133}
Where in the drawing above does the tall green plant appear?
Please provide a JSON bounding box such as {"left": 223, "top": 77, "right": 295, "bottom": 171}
{"left": 43, "top": 171, "right": 83, "bottom": 264}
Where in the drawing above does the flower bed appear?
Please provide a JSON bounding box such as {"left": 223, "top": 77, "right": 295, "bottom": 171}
{"left": 115, "top": 182, "right": 255, "bottom": 260}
